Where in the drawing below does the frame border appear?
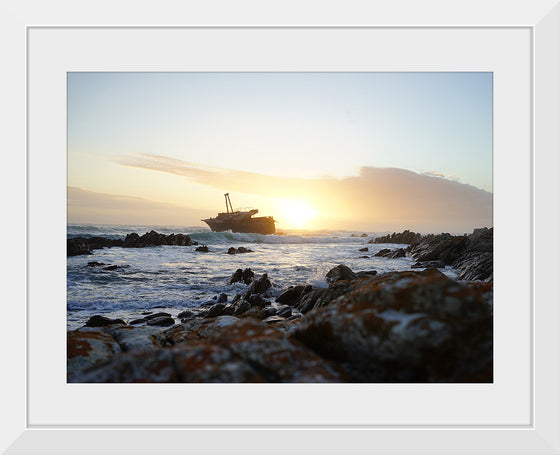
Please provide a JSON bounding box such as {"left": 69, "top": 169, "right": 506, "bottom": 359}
{"left": 4, "top": 1, "right": 559, "bottom": 453}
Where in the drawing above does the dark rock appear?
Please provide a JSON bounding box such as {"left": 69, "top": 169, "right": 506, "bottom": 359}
{"left": 84, "top": 315, "right": 126, "bottom": 328}
{"left": 67, "top": 238, "right": 92, "bottom": 256}
{"left": 69, "top": 348, "right": 179, "bottom": 383}
{"left": 359, "top": 256, "right": 369, "bottom": 258}
{"left": 146, "top": 316, "right": 175, "bottom": 327}
{"left": 325, "top": 264, "right": 357, "bottom": 284}
{"left": 227, "top": 268, "right": 255, "bottom": 285}
{"left": 375, "top": 248, "right": 406, "bottom": 258}
{"left": 455, "top": 252, "right": 493, "bottom": 281}
{"left": 263, "top": 315, "right": 287, "bottom": 324}
{"left": 246, "top": 273, "right": 272, "bottom": 295}
{"left": 409, "top": 228, "right": 493, "bottom": 281}
{"left": 264, "top": 307, "right": 278, "bottom": 317}
{"left": 177, "top": 309, "right": 195, "bottom": 319}
{"left": 144, "top": 312, "right": 172, "bottom": 321}
{"left": 361, "top": 233, "right": 368, "bottom": 237}
{"left": 291, "top": 268, "right": 493, "bottom": 382}
{"left": 233, "top": 300, "right": 251, "bottom": 316}
{"left": 123, "top": 230, "right": 193, "bottom": 248}
{"left": 129, "top": 318, "right": 146, "bottom": 325}
{"left": 373, "top": 230, "right": 423, "bottom": 245}
{"left": 276, "top": 305, "right": 292, "bottom": 318}
{"left": 227, "top": 246, "right": 254, "bottom": 254}
{"left": 217, "top": 293, "right": 228, "bottom": 303}
{"left": 356, "top": 270, "right": 378, "bottom": 278}
{"left": 411, "top": 260, "right": 446, "bottom": 269}
{"left": 206, "top": 303, "right": 226, "bottom": 318}
{"left": 359, "top": 247, "right": 368, "bottom": 252}
{"left": 275, "top": 285, "right": 306, "bottom": 306}
{"left": 241, "top": 307, "right": 267, "bottom": 320}
{"left": 103, "top": 265, "right": 119, "bottom": 271}
{"left": 87, "top": 261, "right": 105, "bottom": 267}
{"left": 87, "top": 236, "right": 124, "bottom": 249}
{"left": 195, "top": 245, "right": 209, "bottom": 252}
{"left": 245, "top": 294, "right": 269, "bottom": 308}
{"left": 222, "top": 304, "right": 235, "bottom": 316}
{"left": 294, "top": 279, "right": 357, "bottom": 314}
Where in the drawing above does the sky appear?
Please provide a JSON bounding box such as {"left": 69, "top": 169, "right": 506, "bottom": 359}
{"left": 67, "top": 72, "right": 493, "bottom": 232}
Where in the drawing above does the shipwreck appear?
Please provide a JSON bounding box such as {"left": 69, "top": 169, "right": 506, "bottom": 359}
{"left": 202, "top": 193, "right": 276, "bottom": 235}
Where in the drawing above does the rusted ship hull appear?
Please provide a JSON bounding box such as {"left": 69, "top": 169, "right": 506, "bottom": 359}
{"left": 203, "top": 216, "right": 276, "bottom": 235}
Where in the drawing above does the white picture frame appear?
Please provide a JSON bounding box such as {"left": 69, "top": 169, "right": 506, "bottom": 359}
{"left": 3, "top": 0, "right": 559, "bottom": 453}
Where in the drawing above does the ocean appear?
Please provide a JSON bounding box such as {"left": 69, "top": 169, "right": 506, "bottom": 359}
{"left": 67, "top": 224, "right": 459, "bottom": 330}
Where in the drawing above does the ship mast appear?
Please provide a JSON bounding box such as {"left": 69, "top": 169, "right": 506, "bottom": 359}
{"left": 224, "top": 193, "right": 234, "bottom": 213}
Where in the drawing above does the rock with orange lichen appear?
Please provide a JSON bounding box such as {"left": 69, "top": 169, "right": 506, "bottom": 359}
{"left": 290, "top": 268, "right": 493, "bottom": 382}
{"left": 172, "top": 343, "right": 265, "bottom": 382}
{"left": 67, "top": 327, "right": 121, "bottom": 380}
{"left": 163, "top": 315, "right": 240, "bottom": 344}
{"left": 69, "top": 348, "right": 179, "bottom": 383}
{"left": 207, "top": 318, "right": 347, "bottom": 382}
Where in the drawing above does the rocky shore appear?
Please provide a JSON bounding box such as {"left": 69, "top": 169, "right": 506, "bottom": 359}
{"left": 68, "top": 264, "right": 493, "bottom": 383}
{"left": 372, "top": 227, "right": 493, "bottom": 282}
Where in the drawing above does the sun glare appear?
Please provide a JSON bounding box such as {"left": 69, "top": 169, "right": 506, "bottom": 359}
{"left": 278, "top": 199, "right": 320, "bottom": 229}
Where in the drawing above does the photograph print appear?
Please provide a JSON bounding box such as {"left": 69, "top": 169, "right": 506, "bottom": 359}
{"left": 67, "top": 72, "right": 493, "bottom": 383}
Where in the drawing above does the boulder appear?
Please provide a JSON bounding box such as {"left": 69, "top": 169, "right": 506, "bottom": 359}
{"left": 233, "top": 300, "right": 251, "bottom": 316}
{"left": 123, "top": 230, "right": 193, "bottom": 248}
{"left": 67, "top": 327, "right": 121, "bottom": 380}
{"left": 103, "top": 325, "right": 166, "bottom": 352}
{"left": 411, "top": 260, "right": 445, "bottom": 269}
{"left": 144, "top": 312, "right": 172, "bottom": 321}
{"left": 290, "top": 268, "right": 493, "bottom": 382}
{"left": 246, "top": 273, "right": 272, "bottom": 295}
{"left": 84, "top": 315, "right": 126, "bottom": 328}
{"left": 355, "top": 270, "right": 377, "bottom": 278}
{"left": 206, "top": 318, "right": 347, "bottom": 382}
{"left": 206, "top": 303, "right": 226, "bottom": 318}
{"left": 227, "top": 268, "right": 255, "bottom": 285}
{"left": 227, "top": 246, "right": 254, "bottom": 254}
{"left": 373, "top": 230, "right": 423, "bottom": 245}
{"left": 69, "top": 348, "right": 179, "bottom": 383}
{"left": 195, "top": 245, "right": 209, "bottom": 252}
{"left": 375, "top": 248, "right": 406, "bottom": 258}
{"left": 146, "top": 316, "right": 175, "bottom": 327}
{"left": 217, "top": 293, "right": 228, "bottom": 303}
{"left": 325, "top": 264, "right": 357, "bottom": 284}
{"left": 359, "top": 247, "right": 368, "bottom": 252}
{"left": 293, "top": 279, "right": 358, "bottom": 314}
{"left": 67, "top": 238, "right": 92, "bottom": 256}
{"left": 171, "top": 343, "right": 264, "bottom": 382}
{"left": 275, "top": 285, "right": 307, "bottom": 306}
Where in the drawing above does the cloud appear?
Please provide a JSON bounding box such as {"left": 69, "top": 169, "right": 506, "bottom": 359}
{"left": 421, "top": 170, "right": 461, "bottom": 182}
{"left": 67, "top": 186, "right": 208, "bottom": 226}
{"left": 110, "top": 153, "right": 493, "bottom": 232}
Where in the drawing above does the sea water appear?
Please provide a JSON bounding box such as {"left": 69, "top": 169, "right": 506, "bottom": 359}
{"left": 67, "top": 224, "right": 458, "bottom": 330}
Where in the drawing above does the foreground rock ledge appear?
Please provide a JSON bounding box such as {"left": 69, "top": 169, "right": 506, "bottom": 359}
{"left": 68, "top": 269, "right": 493, "bottom": 383}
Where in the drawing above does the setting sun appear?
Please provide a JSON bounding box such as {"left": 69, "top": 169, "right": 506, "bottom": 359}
{"left": 277, "top": 199, "right": 320, "bottom": 229}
